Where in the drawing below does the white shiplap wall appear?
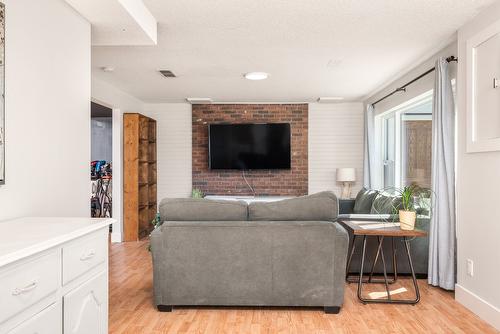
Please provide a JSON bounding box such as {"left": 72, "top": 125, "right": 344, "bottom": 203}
{"left": 143, "top": 103, "right": 192, "bottom": 200}
{"left": 308, "top": 102, "right": 364, "bottom": 197}
{"left": 141, "top": 102, "right": 364, "bottom": 201}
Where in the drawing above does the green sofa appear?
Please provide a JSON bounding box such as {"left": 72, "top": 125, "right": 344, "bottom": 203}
{"left": 339, "top": 188, "right": 430, "bottom": 276}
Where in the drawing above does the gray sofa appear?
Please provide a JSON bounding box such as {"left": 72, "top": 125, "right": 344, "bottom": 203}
{"left": 150, "top": 191, "right": 349, "bottom": 314}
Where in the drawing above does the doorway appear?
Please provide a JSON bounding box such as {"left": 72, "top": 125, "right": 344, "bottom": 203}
{"left": 91, "top": 102, "right": 113, "bottom": 219}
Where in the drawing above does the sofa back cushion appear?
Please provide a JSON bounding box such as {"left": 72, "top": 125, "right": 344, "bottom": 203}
{"left": 370, "top": 193, "right": 403, "bottom": 215}
{"left": 159, "top": 198, "right": 248, "bottom": 221}
{"left": 353, "top": 188, "right": 379, "bottom": 214}
{"left": 248, "top": 191, "right": 338, "bottom": 221}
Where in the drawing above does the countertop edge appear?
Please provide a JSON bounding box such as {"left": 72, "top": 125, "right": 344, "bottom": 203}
{"left": 0, "top": 218, "right": 114, "bottom": 268}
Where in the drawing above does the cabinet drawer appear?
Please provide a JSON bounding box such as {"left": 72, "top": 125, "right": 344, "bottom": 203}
{"left": 62, "top": 230, "right": 107, "bottom": 285}
{"left": 7, "top": 303, "right": 61, "bottom": 334}
{"left": 0, "top": 251, "right": 60, "bottom": 324}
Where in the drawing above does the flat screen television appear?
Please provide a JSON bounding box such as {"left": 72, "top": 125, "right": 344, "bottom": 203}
{"left": 209, "top": 123, "right": 291, "bottom": 170}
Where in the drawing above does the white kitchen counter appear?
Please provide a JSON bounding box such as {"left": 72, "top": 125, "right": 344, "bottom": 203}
{"left": 0, "top": 217, "right": 113, "bottom": 333}
{"left": 0, "top": 217, "right": 113, "bottom": 268}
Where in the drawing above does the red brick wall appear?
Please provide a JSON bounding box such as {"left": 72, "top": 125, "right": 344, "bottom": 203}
{"left": 192, "top": 104, "right": 308, "bottom": 196}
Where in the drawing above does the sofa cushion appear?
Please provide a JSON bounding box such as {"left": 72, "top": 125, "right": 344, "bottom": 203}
{"left": 370, "top": 193, "right": 402, "bottom": 215}
{"left": 353, "top": 188, "right": 379, "bottom": 214}
{"left": 159, "top": 198, "right": 248, "bottom": 221}
{"left": 248, "top": 191, "right": 338, "bottom": 221}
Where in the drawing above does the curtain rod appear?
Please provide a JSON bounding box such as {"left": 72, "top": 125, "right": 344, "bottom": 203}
{"left": 372, "top": 56, "right": 458, "bottom": 106}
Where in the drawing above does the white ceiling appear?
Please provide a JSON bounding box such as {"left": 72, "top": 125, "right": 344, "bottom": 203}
{"left": 91, "top": 0, "right": 495, "bottom": 103}
{"left": 65, "top": 0, "right": 157, "bottom": 45}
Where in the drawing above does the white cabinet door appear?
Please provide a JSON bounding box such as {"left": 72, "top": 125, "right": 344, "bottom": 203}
{"left": 63, "top": 271, "right": 107, "bottom": 334}
{"left": 7, "top": 303, "right": 61, "bottom": 334}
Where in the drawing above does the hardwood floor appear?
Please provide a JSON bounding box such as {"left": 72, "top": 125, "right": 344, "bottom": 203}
{"left": 109, "top": 240, "right": 498, "bottom": 334}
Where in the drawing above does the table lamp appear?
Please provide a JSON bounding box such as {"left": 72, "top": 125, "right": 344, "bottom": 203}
{"left": 336, "top": 168, "right": 356, "bottom": 199}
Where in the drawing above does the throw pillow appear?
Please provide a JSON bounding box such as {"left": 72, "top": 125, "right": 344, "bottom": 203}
{"left": 370, "top": 193, "right": 402, "bottom": 215}
{"left": 353, "top": 188, "right": 379, "bottom": 214}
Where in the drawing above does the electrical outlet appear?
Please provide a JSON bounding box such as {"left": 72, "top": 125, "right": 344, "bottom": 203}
{"left": 467, "top": 259, "right": 474, "bottom": 277}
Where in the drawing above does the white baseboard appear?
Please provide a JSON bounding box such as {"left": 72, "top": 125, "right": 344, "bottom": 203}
{"left": 455, "top": 284, "right": 500, "bottom": 331}
{"left": 110, "top": 230, "right": 122, "bottom": 243}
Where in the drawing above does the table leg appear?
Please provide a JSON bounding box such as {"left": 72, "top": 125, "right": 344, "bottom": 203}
{"left": 404, "top": 236, "right": 421, "bottom": 304}
{"left": 357, "top": 236, "right": 368, "bottom": 303}
{"left": 345, "top": 235, "right": 357, "bottom": 281}
{"left": 357, "top": 236, "right": 421, "bottom": 304}
{"left": 368, "top": 236, "right": 383, "bottom": 283}
{"left": 379, "top": 237, "right": 392, "bottom": 301}
{"left": 392, "top": 237, "right": 398, "bottom": 283}
{"left": 364, "top": 237, "right": 396, "bottom": 284}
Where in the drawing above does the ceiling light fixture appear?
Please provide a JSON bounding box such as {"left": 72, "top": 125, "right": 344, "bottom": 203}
{"left": 244, "top": 72, "right": 269, "bottom": 81}
{"left": 317, "top": 97, "right": 344, "bottom": 103}
{"left": 186, "top": 97, "right": 213, "bottom": 104}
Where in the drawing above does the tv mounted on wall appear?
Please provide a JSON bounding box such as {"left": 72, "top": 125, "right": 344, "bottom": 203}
{"left": 208, "top": 123, "right": 291, "bottom": 170}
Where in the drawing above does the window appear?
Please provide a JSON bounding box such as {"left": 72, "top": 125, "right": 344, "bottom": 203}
{"left": 376, "top": 91, "right": 433, "bottom": 189}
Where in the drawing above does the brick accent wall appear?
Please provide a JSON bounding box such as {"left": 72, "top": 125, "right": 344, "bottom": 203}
{"left": 192, "top": 104, "right": 308, "bottom": 196}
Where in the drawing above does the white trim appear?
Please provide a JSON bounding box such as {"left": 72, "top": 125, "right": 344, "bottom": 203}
{"left": 378, "top": 90, "right": 433, "bottom": 117}
{"left": 455, "top": 284, "right": 500, "bottom": 331}
{"left": 110, "top": 108, "right": 123, "bottom": 243}
{"left": 362, "top": 38, "right": 457, "bottom": 102}
{"left": 206, "top": 101, "right": 311, "bottom": 104}
{"left": 375, "top": 90, "right": 433, "bottom": 189}
{"left": 466, "top": 18, "right": 500, "bottom": 153}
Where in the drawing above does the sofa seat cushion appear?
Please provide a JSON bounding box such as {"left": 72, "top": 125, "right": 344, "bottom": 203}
{"left": 353, "top": 188, "right": 379, "bottom": 214}
{"left": 248, "top": 191, "right": 338, "bottom": 221}
{"left": 159, "top": 198, "right": 248, "bottom": 221}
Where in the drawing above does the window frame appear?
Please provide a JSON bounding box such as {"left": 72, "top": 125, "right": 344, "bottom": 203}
{"left": 375, "top": 90, "right": 433, "bottom": 189}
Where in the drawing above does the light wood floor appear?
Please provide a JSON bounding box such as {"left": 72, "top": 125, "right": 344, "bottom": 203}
{"left": 109, "top": 240, "right": 498, "bottom": 334}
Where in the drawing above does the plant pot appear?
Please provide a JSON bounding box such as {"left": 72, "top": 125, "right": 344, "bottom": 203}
{"left": 399, "top": 210, "right": 416, "bottom": 230}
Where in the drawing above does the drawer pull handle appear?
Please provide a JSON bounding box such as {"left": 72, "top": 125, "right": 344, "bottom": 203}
{"left": 12, "top": 281, "right": 38, "bottom": 296}
{"left": 80, "top": 250, "right": 96, "bottom": 261}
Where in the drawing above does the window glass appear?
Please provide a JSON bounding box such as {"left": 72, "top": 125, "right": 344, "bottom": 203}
{"left": 378, "top": 91, "right": 433, "bottom": 189}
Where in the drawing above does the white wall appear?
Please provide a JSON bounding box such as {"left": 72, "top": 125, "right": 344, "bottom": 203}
{"left": 91, "top": 77, "right": 144, "bottom": 242}
{"left": 91, "top": 117, "right": 113, "bottom": 162}
{"left": 143, "top": 103, "right": 192, "bottom": 200}
{"left": 365, "top": 42, "right": 458, "bottom": 115}
{"left": 0, "top": 0, "right": 90, "bottom": 220}
{"left": 92, "top": 78, "right": 144, "bottom": 113}
{"left": 308, "top": 103, "right": 364, "bottom": 196}
{"left": 455, "top": 2, "right": 500, "bottom": 330}
{"left": 140, "top": 102, "right": 365, "bottom": 202}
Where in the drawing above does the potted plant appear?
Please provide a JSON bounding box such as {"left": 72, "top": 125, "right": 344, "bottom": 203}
{"left": 397, "top": 185, "right": 418, "bottom": 230}
{"left": 191, "top": 188, "right": 204, "bottom": 199}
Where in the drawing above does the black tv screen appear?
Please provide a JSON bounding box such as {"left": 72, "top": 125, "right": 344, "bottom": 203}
{"left": 209, "top": 123, "right": 291, "bottom": 170}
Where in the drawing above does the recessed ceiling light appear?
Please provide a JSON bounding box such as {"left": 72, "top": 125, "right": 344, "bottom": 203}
{"left": 101, "top": 67, "right": 115, "bottom": 73}
{"left": 244, "top": 72, "right": 269, "bottom": 81}
{"left": 317, "top": 97, "right": 344, "bottom": 103}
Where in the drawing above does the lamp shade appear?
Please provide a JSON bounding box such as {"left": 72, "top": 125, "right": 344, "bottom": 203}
{"left": 336, "top": 168, "right": 356, "bottom": 182}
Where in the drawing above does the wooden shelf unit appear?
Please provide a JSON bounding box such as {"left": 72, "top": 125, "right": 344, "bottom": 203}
{"left": 123, "top": 113, "right": 157, "bottom": 241}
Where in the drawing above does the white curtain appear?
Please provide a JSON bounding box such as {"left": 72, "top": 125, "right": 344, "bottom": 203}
{"left": 428, "top": 58, "right": 456, "bottom": 290}
{"left": 363, "top": 104, "right": 376, "bottom": 188}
